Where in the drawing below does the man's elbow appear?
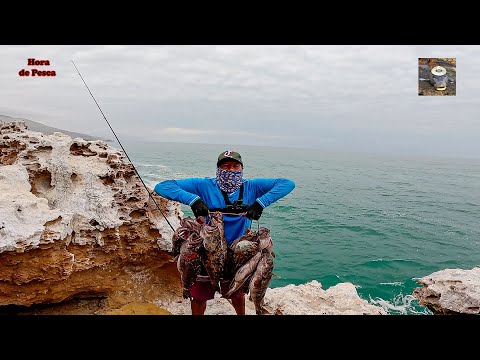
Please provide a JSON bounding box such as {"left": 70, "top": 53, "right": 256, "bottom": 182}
{"left": 282, "top": 178, "right": 295, "bottom": 193}
{"left": 154, "top": 180, "right": 169, "bottom": 196}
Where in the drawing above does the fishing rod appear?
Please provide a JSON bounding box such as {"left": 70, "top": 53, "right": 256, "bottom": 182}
{"left": 71, "top": 60, "right": 176, "bottom": 232}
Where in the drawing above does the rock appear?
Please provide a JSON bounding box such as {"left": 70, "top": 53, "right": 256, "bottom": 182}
{"left": 412, "top": 266, "right": 480, "bottom": 315}
{"left": 103, "top": 302, "right": 172, "bottom": 315}
{"left": 158, "top": 280, "right": 387, "bottom": 315}
{"left": 0, "top": 120, "right": 183, "bottom": 311}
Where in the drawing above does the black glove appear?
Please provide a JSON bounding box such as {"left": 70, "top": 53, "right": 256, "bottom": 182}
{"left": 191, "top": 198, "right": 209, "bottom": 218}
{"left": 246, "top": 201, "right": 263, "bottom": 220}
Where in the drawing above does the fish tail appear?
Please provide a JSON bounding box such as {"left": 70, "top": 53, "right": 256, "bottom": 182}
{"left": 223, "top": 288, "right": 233, "bottom": 298}
{"left": 255, "top": 304, "right": 271, "bottom": 315}
{"left": 223, "top": 282, "right": 240, "bottom": 298}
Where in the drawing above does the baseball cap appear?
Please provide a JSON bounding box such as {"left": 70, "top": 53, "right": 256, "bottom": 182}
{"left": 217, "top": 150, "right": 243, "bottom": 167}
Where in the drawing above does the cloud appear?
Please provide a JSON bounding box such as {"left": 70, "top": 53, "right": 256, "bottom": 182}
{"left": 1, "top": 45, "right": 479, "bottom": 158}
{"left": 120, "top": 126, "right": 297, "bottom": 147}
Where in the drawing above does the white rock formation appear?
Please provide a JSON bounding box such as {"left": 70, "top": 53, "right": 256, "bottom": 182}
{"left": 159, "top": 280, "right": 387, "bottom": 315}
{"left": 413, "top": 266, "right": 480, "bottom": 314}
{"left": 0, "top": 120, "right": 183, "bottom": 309}
{"left": 0, "top": 122, "right": 178, "bottom": 252}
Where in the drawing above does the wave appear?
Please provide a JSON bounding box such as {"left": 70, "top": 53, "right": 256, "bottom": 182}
{"left": 368, "top": 293, "right": 433, "bottom": 315}
{"left": 136, "top": 163, "right": 169, "bottom": 168}
{"left": 379, "top": 281, "right": 404, "bottom": 286}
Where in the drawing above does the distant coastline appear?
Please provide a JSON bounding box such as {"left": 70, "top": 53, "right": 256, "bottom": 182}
{"left": 0, "top": 114, "right": 112, "bottom": 142}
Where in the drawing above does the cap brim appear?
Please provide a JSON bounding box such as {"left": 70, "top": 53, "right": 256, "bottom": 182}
{"left": 217, "top": 158, "right": 243, "bottom": 167}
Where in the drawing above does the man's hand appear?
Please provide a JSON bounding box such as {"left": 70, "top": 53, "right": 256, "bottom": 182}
{"left": 191, "top": 198, "right": 209, "bottom": 218}
{"left": 245, "top": 201, "right": 263, "bottom": 220}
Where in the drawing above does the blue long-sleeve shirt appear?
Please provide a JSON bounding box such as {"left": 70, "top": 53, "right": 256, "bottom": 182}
{"left": 154, "top": 177, "right": 295, "bottom": 244}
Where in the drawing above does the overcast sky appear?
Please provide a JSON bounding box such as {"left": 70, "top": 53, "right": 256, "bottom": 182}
{"left": 1, "top": 45, "right": 479, "bottom": 159}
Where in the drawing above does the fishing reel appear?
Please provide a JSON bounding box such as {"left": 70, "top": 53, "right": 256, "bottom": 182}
{"left": 430, "top": 66, "right": 448, "bottom": 91}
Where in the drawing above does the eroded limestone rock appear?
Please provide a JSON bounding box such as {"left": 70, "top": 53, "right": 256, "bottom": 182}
{"left": 0, "top": 121, "right": 183, "bottom": 310}
{"left": 159, "top": 280, "right": 387, "bottom": 315}
{"left": 413, "top": 266, "right": 480, "bottom": 315}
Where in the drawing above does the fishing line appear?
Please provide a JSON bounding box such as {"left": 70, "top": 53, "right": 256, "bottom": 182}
{"left": 71, "top": 60, "right": 175, "bottom": 232}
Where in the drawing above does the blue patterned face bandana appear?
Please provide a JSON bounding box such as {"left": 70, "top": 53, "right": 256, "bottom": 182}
{"left": 216, "top": 168, "right": 243, "bottom": 193}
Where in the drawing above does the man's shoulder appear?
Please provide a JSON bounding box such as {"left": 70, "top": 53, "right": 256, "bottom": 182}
{"left": 182, "top": 177, "right": 214, "bottom": 181}
{"left": 243, "top": 178, "right": 294, "bottom": 186}
{"left": 198, "top": 177, "right": 216, "bottom": 184}
{"left": 167, "top": 177, "right": 215, "bottom": 185}
{"left": 242, "top": 178, "right": 266, "bottom": 183}
{"left": 242, "top": 178, "right": 262, "bottom": 186}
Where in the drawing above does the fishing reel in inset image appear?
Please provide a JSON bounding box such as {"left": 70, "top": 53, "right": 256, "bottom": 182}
{"left": 430, "top": 66, "right": 448, "bottom": 91}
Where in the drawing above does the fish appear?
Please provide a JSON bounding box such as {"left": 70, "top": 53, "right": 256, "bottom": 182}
{"left": 171, "top": 216, "right": 206, "bottom": 258}
{"left": 232, "top": 240, "right": 259, "bottom": 271}
{"left": 223, "top": 228, "right": 258, "bottom": 279}
{"left": 172, "top": 227, "right": 190, "bottom": 259}
{"left": 223, "top": 250, "right": 263, "bottom": 298}
{"left": 176, "top": 232, "right": 204, "bottom": 299}
{"left": 248, "top": 249, "right": 275, "bottom": 315}
{"left": 199, "top": 212, "right": 228, "bottom": 292}
{"left": 209, "top": 211, "right": 225, "bottom": 242}
{"left": 181, "top": 216, "right": 206, "bottom": 232}
{"left": 256, "top": 227, "right": 274, "bottom": 256}
{"left": 229, "top": 228, "right": 257, "bottom": 250}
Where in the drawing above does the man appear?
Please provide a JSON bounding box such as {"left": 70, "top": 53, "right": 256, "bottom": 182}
{"left": 154, "top": 150, "right": 295, "bottom": 315}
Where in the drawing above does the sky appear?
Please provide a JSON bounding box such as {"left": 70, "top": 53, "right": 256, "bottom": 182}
{"left": 1, "top": 45, "right": 480, "bottom": 159}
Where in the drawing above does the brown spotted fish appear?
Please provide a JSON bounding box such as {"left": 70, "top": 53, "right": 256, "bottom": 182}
{"left": 172, "top": 217, "right": 206, "bottom": 259}
{"left": 230, "top": 228, "right": 257, "bottom": 250}
{"left": 181, "top": 216, "right": 206, "bottom": 233}
{"left": 248, "top": 249, "right": 275, "bottom": 315}
{"left": 209, "top": 212, "right": 225, "bottom": 241}
{"left": 177, "top": 232, "right": 204, "bottom": 299}
{"left": 199, "top": 212, "right": 228, "bottom": 292}
{"left": 256, "top": 227, "right": 274, "bottom": 254}
{"left": 232, "top": 240, "right": 259, "bottom": 271}
{"left": 223, "top": 250, "right": 263, "bottom": 298}
{"left": 172, "top": 227, "right": 190, "bottom": 259}
{"left": 223, "top": 228, "right": 258, "bottom": 279}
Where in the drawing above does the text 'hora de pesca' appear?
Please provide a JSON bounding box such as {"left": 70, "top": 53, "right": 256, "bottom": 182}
{"left": 19, "top": 58, "right": 57, "bottom": 77}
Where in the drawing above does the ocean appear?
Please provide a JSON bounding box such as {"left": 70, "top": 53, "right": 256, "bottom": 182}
{"left": 116, "top": 139, "right": 480, "bottom": 315}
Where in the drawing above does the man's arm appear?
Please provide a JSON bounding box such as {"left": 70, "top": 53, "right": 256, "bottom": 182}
{"left": 154, "top": 178, "right": 205, "bottom": 207}
{"left": 249, "top": 178, "right": 295, "bottom": 208}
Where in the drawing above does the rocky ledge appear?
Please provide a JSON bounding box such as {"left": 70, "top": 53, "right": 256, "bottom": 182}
{"left": 413, "top": 266, "right": 480, "bottom": 315}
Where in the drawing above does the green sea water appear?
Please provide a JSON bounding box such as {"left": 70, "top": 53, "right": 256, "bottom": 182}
{"left": 119, "top": 139, "right": 480, "bottom": 315}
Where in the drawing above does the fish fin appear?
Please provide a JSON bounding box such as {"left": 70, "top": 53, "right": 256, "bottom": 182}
{"left": 223, "top": 289, "right": 235, "bottom": 299}
{"left": 256, "top": 306, "right": 271, "bottom": 315}
{"left": 274, "top": 306, "right": 284, "bottom": 315}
